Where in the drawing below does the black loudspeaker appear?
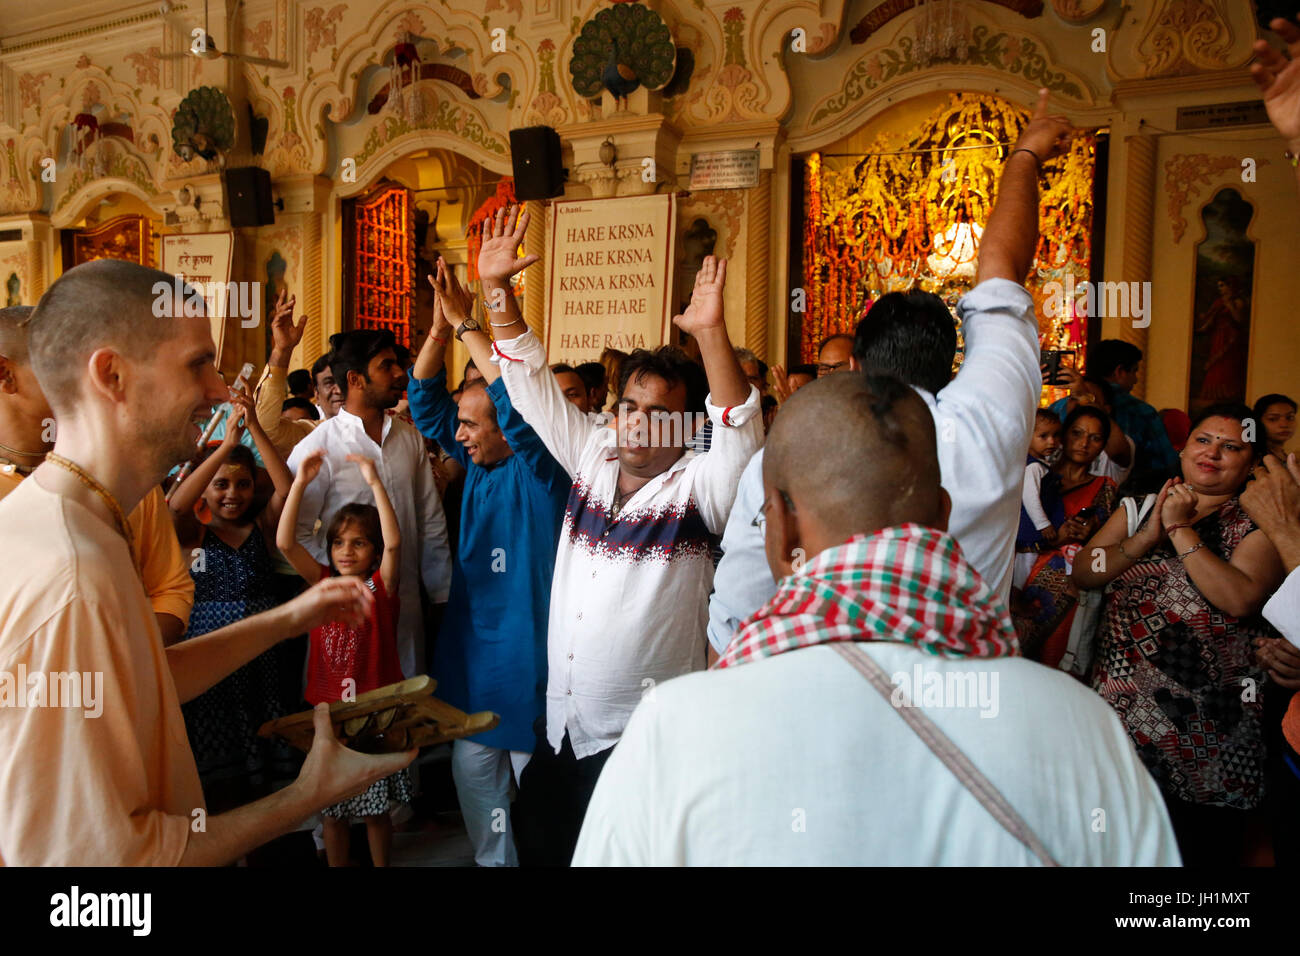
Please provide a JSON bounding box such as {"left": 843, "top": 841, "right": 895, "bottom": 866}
{"left": 509, "top": 126, "right": 565, "bottom": 200}
{"left": 224, "top": 166, "right": 275, "bottom": 227}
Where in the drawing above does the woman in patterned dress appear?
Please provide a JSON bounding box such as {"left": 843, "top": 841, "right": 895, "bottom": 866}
{"left": 169, "top": 388, "right": 298, "bottom": 812}
{"left": 1074, "top": 403, "right": 1285, "bottom": 865}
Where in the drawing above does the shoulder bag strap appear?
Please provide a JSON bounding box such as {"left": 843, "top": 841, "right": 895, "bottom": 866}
{"left": 830, "top": 642, "right": 1060, "bottom": 866}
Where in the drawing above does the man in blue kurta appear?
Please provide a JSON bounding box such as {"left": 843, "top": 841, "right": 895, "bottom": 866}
{"left": 407, "top": 263, "right": 569, "bottom": 866}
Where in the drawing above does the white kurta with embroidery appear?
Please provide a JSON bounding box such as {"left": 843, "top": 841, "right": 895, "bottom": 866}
{"left": 494, "top": 330, "right": 763, "bottom": 759}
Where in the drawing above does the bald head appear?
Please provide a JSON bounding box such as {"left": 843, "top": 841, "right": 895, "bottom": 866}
{"left": 816, "top": 334, "right": 855, "bottom": 376}
{"left": 764, "top": 372, "right": 944, "bottom": 537}
{"left": 27, "top": 260, "right": 191, "bottom": 415}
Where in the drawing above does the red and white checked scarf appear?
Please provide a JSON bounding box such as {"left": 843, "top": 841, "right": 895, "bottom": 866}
{"left": 714, "top": 524, "right": 1019, "bottom": 669}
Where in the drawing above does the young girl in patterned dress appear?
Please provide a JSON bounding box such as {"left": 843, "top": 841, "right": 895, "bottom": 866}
{"left": 169, "top": 387, "right": 297, "bottom": 811}
{"left": 278, "top": 449, "right": 411, "bottom": 867}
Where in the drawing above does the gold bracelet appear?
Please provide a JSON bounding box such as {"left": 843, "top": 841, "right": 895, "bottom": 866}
{"left": 1177, "top": 541, "right": 1204, "bottom": 560}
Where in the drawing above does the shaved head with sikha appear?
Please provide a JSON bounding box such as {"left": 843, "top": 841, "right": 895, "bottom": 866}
{"left": 27, "top": 259, "right": 190, "bottom": 415}
{"left": 25, "top": 259, "right": 227, "bottom": 496}
{"left": 761, "top": 372, "right": 949, "bottom": 579}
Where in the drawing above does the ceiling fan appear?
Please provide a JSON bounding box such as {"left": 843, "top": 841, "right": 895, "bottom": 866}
{"left": 151, "top": 0, "right": 289, "bottom": 69}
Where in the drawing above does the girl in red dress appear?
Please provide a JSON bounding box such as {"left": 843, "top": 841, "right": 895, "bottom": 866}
{"left": 278, "top": 450, "right": 410, "bottom": 867}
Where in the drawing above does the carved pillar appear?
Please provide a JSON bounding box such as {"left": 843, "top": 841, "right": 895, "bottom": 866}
{"left": 302, "top": 209, "right": 325, "bottom": 365}
{"left": 274, "top": 176, "right": 333, "bottom": 366}
{"left": 26, "top": 234, "right": 46, "bottom": 299}
{"left": 744, "top": 171, "right": 771, "bottom": 360}
{"left": 524, "top": 199, "right": 547, "bottom": 339}
{"left": 1119, "top": 134, "right": 1156, "bottom": 399}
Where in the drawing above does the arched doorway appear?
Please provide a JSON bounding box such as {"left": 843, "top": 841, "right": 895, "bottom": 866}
{"left": 791, "top": 91, "right": 1105, "bottom": 401}
{"left": 341, "top": 148, "right": 510, "bottom": 382}
{"left": 58, "top": 191, "right": 164, "bottom": 272}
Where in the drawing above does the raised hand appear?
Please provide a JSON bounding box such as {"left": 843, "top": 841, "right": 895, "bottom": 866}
{"left": 770, "top": 363, "right": 793, "bottom": 403}
{"left": 1252, "top": 15, "right": 1300, "bottom": 144}
{"left": 1058, "top": 364, "right": 1085, "bottom": 392}
{"left": 428, "top": 276, "right": 452, "bottom": 338}
{"left": 672, "top": 255, "right": 728, "bottom": 336}
{"left": 478, "top": 204, "right": 540, "bottom": 284}
{"left": 346, "top": 453, "right": 380, "bottom": 486}
{"left": 428, "top": 257, "right": 474, "bottom": 327}
{"left": 269, "top": 288, "right": 308, "bottom": 360}
{"left": 1014, "top": 88, "right": 1075, "bottom": 164}
{"left": 295, "top": 448, "right": 327, "bottom": 486}
{"left": 228, "top": 382, "right": 261, "bottom": 432}
{"left": 1241, "top": 453, "right": 1300, "bottom": 537}
{"left": 221, "top": 398, "right": 247, "bottom": 448}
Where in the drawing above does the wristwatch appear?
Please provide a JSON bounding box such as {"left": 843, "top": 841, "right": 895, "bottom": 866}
{"left": 454, "top": 318, "right": 482, "bottom": 341}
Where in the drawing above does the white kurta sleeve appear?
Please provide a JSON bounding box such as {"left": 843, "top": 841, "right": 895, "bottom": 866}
{"left": 493, "top": 330, "right": 601, "bottom": 479}
{"left": 1264, "top": 566, "right": 1300, "bottom": 649}
{"left": 690, "top": 385, "right": 764, "bottom": 535}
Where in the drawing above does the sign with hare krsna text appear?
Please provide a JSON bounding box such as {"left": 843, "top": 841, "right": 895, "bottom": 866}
{"left": 161, "top": 232, "right": 236, "bottom": 361}
{"left": 545, "top": 194, "right": 677, "bottom": 366}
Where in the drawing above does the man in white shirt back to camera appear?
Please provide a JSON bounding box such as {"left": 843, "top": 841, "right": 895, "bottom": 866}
{"left": 286, "top": 329, "right": 452, "bottom": 677}
{"left": 707, "top": 89, "right": 1068, "bottom": 654}
{"left": 1243, "top": 11, "right": 1300, "bottom": 652}
{"left": 573, "top": 371, "right": 1180, "bottom": 866}
{"left": 479, "top": 205, "right": 763, "bottom": 865}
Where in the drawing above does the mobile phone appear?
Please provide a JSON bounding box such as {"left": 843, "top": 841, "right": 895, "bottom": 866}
{"left": 1040, "top": 349, "right": 1076, "bottom": 386}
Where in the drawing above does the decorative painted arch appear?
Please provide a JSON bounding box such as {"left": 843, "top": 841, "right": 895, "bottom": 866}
{"left": 50, "top": 178, "right": 159, "bottom": 230}
{"left": 747, "top": 0, "right": 850, "bottom": 119}
{"left": 787, "top": 8, "right": 1100, "bottom": 152}
{"left": 338, "top": 122, "right": 512, "bottom": 200}
{"left": 297, "top": 2, "right": 537, "bottom": 178}
{"left": 31, "top": 63, "right": 173, "bottom": 220}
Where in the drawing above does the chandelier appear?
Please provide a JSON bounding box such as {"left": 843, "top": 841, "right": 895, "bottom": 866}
{"left": 915, "top": 0, "right": 970, "bottom": 67}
